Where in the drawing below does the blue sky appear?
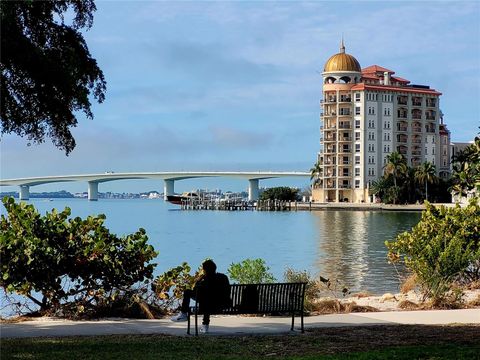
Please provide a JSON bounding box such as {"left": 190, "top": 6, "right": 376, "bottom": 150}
{"left": 1, "top": 1, "right": 479, "bottom": 193}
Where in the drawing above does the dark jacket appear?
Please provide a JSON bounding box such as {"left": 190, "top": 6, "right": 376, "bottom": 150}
{"left": 194, "top": 272, "right": 230, "bottom": 311}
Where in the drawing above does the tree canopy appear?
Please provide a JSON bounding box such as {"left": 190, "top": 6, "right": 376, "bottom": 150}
{"left": 0, "top": 197, "right": 157, "bottom": 313}
{"left": 259, "top": 186, "right": 300, "bottom": 201}
{"left": 0, "top": 0, "right": 106, "bottom": 154}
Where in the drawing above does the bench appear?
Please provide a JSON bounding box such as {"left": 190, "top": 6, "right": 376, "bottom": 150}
{"left": 187, "top": 282, "right": 307, "bottom": 335}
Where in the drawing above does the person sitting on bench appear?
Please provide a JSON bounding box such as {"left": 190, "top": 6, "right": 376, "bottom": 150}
{"left": 171, "top": 259, "right": 230, "bottom": 333}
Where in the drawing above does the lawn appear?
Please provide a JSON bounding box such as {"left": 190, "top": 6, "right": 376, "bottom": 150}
{"left": 2, "top": 325, "right": 480, "bottom": 360}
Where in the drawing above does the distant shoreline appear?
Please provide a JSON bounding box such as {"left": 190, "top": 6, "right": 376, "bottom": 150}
{"left": 295, "top": 202, "right": 458, "bottom": 212}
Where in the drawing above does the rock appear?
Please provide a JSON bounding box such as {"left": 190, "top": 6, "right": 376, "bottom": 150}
{"left": 379, "top": 293, "right": 397, "bottom": 303}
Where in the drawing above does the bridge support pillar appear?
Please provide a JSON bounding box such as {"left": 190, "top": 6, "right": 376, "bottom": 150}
{"left": 248, "top": 179, "right": 259, "bottom": 201}
{"left": 164, "top": 179, "right": 174, "bottom": 201}
{"left": 19, "top": 185, "right": 30, "bottom": 200}
{"left": 88, "top": 181, "right": 99, "bottom": 201}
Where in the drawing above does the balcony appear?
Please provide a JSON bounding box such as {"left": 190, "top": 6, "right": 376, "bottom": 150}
{"left": 338, "top": 184, "right": 351, "bottom": 189}
{"left": 412, "top": 97, "right": 422, "bottom": 107}
{"left": 412, "top": 127, "right": 422, "bottom": 133}
{"left": 412, "top": 137, "right": 422, "bottom": 144}
{"left": 426, "top": 114, "right": 435, "bottom": 120}
{"left": 426, "top": 99, "right": 436, "bottom": 107}
{"left": 323, "top": 112, "right": 337, "bottom": 117}
{"left": 426, "top": 127, "right": 435, "bottom": 133}
{"left": 397, "top": 146, "right": 407, "bottom": 155}
{"left": 339, "top": 148, "right": 352, "bottom": 153}
{"left": 397, "top": 126, "right": 408, "bottom": 132}
{"left": 339, "top": 97, "right": 352, "bottom": 103}
{"left": 324, "top": 97, "right": 337, "bottom": 103}
{"left": 397, "top": 112, "right": 407, "bottom": 119}
{"left": 397, "top": 136, "right": 408, "bottom": 144}
{"left": 412, "top": 150, "right": 422, "bottom": 156}
{"left": 339, "top": 110, "right": 351, "bottom": 116}
{"left": 397, "top": 97, "right": 408, "bottom": 105}
{"left": 338, "top": 137, "right": 352, "bottom": 142}
{"left": 338, "top": 124, "right": 351, "bottom": 129}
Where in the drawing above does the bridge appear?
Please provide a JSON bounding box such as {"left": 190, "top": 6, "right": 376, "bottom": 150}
{"left": 0, "top": 171, "right": 311, "bottom": 201}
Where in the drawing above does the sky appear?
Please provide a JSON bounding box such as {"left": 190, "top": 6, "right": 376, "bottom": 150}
{"left": 1, "top": 0, "right": 479, "bottom": 194}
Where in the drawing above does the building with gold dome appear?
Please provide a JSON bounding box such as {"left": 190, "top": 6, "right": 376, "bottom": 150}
{"left": 313, "top": 40, "right": 449, "bottom": 203}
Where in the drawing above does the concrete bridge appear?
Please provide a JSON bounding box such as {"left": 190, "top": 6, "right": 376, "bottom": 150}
{"left": 0, "top": 171, "right": 311, "bottom": 201}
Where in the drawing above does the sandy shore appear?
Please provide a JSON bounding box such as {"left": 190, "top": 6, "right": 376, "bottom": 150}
{"left": 331, "top": 289, "right": 480, "bottom": 311}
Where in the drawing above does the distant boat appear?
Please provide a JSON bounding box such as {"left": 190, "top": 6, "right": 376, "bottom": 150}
{"left": 166, "top": 192, "right": 198, "bottom": 205}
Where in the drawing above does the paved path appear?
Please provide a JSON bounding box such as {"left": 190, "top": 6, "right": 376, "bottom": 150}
{"left": 2, "top": 309, "right": 479, "bottom": 338}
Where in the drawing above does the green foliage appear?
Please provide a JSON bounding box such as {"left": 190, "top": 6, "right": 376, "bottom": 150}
{"left": 153, "top": 262, "right": 203, "bottom": 310}
{"left": 370, "top": 152, "right": 446, "bottom": 204}
{"left": 284, "top": 268, "right": 320, "bottom": 312}
{"left": 259, "top": 187, "right": 300, "bottom": 201}
{"left": 1, "top": 0, "right": 106, "bottom": 154}
{"left": 0, "top": 197, "right": 157, "bottom": 313}
{"left": 310, "top": 161, "right": 322, "bottom": 188}
{"left": 386, "top": 199, "right": 480, "bottom": 303}
{"left": 451, "top": 134, "right": 480, "bottom": 197}
{"left": 227, "top": 258, "right": 276, "bottom": 284}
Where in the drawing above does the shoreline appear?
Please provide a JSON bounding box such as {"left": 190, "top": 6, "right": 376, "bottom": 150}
{"left": 295, "top": 202, "right": 460, "bottom": 211}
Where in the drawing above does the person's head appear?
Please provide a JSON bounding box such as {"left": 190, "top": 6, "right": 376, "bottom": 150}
{"left": 202, "top": 259, "right": 217, "bottom": 275}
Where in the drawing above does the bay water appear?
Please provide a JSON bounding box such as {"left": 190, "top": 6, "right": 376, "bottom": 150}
{"left": 8, "top": 198, "right": 421, "bottom": 295}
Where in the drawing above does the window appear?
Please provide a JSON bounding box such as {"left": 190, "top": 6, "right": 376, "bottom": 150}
{"left": 355, "top": 144, "right": 361, "bottom": 153}
{"left": 343, "top": 144, "right": 350, "bottom": 152}
{"left": 355, "top": 93, "right": 360, "bottom": 101}
{"left": 355, "top": 106, "right": 361, "bottom": 115}
{"left": 355, "top": 120, "right": 360, "bottom": 129}
{"left": 355, "top": 155, "right": 360, "bottom": 165}
{"left": 355, "top": 180, "right": 360, "bottom": 188}
{"left": 425, "top": 147, "right": 428, "bottom": 155}
{"left": 355, "top": 132, "right": 360, "bottom": 141}
{"left": 384, "top": 145, "right": 387, "bottom": 152}
{"left": 355, "top": 168, "right": 360, "bottom": 176}
{"left": 343, "top": 168, "right": 349, "bottom": 176}
{"left": 343, "top": 156, "right": 349, "bottom": 164}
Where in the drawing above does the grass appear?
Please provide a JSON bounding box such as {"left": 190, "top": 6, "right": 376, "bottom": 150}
{"left": 2, "top": 325, "right": 480, "bottom": 360}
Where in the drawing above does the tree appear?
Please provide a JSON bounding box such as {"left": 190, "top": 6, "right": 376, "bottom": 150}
{"left": 310, "top": 161, "right": 322, "bottom": 188}
{"left": 0, "top": 197, "right": 157, "bottom": 313}
{"left": 415, "top": 162, "right": 438, "bottom": 202}
{"left": 1, "top": 1, "right": 106, "bottom": 155}
{"left": 259, "top": 187, "right": 300, "bottom": 201}
{"left": 386, "top": 200, "right": 480, "bottom": 304}
{"left": 383, "top": 152, "right": 407, "bottom": 204}
{"left": 451, "top": 134, "right": 480, "bottom": 197}
{"left": 369, "top": 177, "right": 391, "bottom": 202}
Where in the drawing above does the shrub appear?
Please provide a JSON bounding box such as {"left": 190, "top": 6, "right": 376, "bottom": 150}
{"left": 386, "top": 199, "right": 480, "bottom": 304}
{"left": 259, "top": 187, "right": 300, "bottom": 201}
{"left": 153, "top": 262, "right": 203, "bottom": 311}
{"left": 227, "top": 258, "right": 276, "bottom": 284}
{"left": 0, "top": 197, "right": 158, "bottom": 315}
{"left": 284, "top": 268, "right": 320, "bottom": 312}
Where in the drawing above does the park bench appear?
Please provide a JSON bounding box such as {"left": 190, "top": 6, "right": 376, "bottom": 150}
{"left": 187, "top": 282, "right": 307, "bottom": 335}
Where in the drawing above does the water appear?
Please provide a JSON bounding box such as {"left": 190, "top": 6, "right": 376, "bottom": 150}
{"left": 2, "top": 198, "right": 421, "bottom": 294}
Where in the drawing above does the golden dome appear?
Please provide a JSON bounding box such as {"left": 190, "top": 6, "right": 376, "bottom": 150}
{"left": 323, "top": 41, "right": 361, "bottom": 73}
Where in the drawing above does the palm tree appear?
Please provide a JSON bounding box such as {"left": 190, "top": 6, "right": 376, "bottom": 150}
{"left": 383, "top": 152, "right": 407, "bottom": 203}
{"left": 310, "top": 161, "right": 323, "bottom": 188}
{"left": 414, "top": 161, "right": 438, "bottom": 202}
{"left": 383, "top": 152, "right": 407, "bottom": 188}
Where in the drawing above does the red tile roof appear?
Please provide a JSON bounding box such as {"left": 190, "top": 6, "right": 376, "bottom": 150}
{"left": 362, "top": 65, "right": 395, "bottom": 74}
{"left": 351, "top": 83, "right": 441, "bottom": 96}
{"left": 391, "top": 76, "right": 410, "bottom": 84}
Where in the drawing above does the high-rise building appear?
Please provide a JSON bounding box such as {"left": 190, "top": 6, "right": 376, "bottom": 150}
{"left": 313, "top": 40, "right": 446, "bottom": 203}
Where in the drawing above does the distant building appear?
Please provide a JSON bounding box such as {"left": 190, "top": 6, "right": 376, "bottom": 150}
{"left": 313, "top": 40, "right": 447, "bottom": 203}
